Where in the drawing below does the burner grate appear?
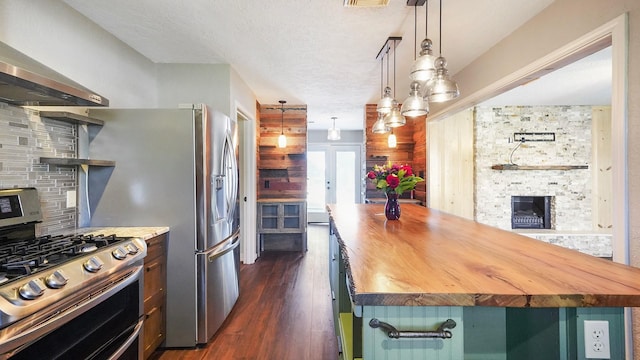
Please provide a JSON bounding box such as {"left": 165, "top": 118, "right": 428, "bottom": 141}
{"left": 0, "top": 233, "right": 128, "bottom": 284}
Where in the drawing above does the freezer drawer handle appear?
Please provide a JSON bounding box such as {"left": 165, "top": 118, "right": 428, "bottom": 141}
{"left": 208, "top": 229, "right": 240, "bottom": 262}
{"left": 369, "top": 318, "right": 456, "bottom": 339}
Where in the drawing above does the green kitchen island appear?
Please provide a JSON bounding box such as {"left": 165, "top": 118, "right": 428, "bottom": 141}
{"left": 327, "top": 203, "right": 640, "bottom": 360}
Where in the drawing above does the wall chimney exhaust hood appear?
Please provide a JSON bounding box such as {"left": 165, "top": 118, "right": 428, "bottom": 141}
{"left": 0, "top": 42, "right": 109, "bottom": 107}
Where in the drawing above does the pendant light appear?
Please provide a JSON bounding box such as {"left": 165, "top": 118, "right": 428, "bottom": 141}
{"left": 385, "top": 100, "right": 405, "bottom": 127}
{"left": 371, "top": 112, "right": 389, "bottom": 134}
{"left": 388, "top": 128, "right": 397, "bottom": 148}
{"left": 425, "top": 0, "right": 460, "bottom": 103}
{"left": 327, "top": 116, "right": 341, "bottom": 140}
{"left": 278, "top": 100, "right": 287, "bottom": 148}
{"left": 401, "top": 5, "right": 429, "bottom": 117}
{"left": 384, "top": 39, "right": 406, "bottom": 128}
{"left": 376, "top": 48, "right": 394, "bottom": 115}
{"left": 409, "top": 1, "right": 436, "bottom": 93}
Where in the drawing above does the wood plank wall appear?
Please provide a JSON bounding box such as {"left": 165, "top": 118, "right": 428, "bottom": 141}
{"left": 257, "top": 103, "right": 307, "bottom": 199}
{"left": 412, "top": 115, "right": 427, "bottom": 204}
{"left": 364, "top": 104, "right": 426, "bottom": 205}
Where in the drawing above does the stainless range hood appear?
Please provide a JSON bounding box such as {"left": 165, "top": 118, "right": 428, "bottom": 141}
{"left": 0, "top": 42, "right": 109, "bottom": 107}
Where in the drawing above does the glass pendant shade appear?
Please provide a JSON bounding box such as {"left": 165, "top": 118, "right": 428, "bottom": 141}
{"left": 388, "top": 132, "right": 397, "bottom": 148}
{"left": 384, "top": 100, "right": 405, "bottom": 128}
{"left": 409, "top": 38, "right": 437, "bottom": 90}
{"left": 327, "top": 128, "right": 341, "bottom": 140}
{"left": 278, "top": 133, "right": 287, "bottom": 148}
{"left": 425, "top": 56, "right": 460, "bottom": 103}
{"left": 372, "top": 113, "right": 389, "bottom": 134}
{"left": 327, "top": 117, "right": 341, "bottom": 140}
{"left": 376, "top": 86, "right": 394, "bottom": 114}
{"left": 401, "top": 81, "right": 429, "bottom": 117}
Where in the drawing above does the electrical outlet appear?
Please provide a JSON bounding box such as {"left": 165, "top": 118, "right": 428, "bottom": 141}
{"left": 66, "top": 190, "right": 76, "bottom": 208}
{"left": 584, "top": 320, "right": 610, "bottom": 359}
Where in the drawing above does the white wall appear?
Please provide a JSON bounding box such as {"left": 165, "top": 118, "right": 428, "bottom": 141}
{"left": 0, "top": 0, "right": 157, "bottom": 107}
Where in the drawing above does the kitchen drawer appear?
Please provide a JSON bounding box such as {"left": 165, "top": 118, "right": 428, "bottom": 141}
{"left": 144, "top": 258, "right": 165, "bottom": 303}
{"left": 145, "top": 234, "right": 166, "bottom": 261}
{"left": 143, "top": 296, "right": 165, "bottom": 359}
{"left": 143, "top": 233, "right": 167, "bottom": 358}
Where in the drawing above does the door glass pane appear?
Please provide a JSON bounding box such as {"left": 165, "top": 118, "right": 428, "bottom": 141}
{"left": 283, "top": 217, "right": 300, "bottom": 228}
{"left": 284, "top": 204, "right": 300, "bottom": 216}
{"left": 307, "top": 151, "right": 327, "bottom": 211}
{"left": 335, "top": 151, "right": 356, "bottom": 204}
{"left": 262, "top": 205, "right": 278, "bottom": 216}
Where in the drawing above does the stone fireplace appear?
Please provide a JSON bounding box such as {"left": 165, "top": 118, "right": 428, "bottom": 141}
{"left": 511, "top": 196, "right": 552, "bottom": 229}
{"left": 473, "top": 105, "right": 611, "bottom": 257}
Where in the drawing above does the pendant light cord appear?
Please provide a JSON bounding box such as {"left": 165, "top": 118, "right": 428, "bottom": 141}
{"left": 439, "top": 0, "right": 443, "bottom": 56}
{"left": 386, "top": 47, "right": 390, "bottom": 87}
{"left": 393, "top": 39, "right": 396, "bottom": 98}
{"left": 280, "top": 101, "right": 285, "bottom": 135}
{"left": 380, "top": 54, "right": 383, "bottom": 97}
{"left": 414, "top": 5, "right": 417, "bottom": 60}
{"left": 425, "top": 0, "right": 429, "bottom": 38}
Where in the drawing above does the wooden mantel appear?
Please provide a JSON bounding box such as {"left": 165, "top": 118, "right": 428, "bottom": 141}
{"left": 327, "top": 203, "right": 640, "bottom": 308}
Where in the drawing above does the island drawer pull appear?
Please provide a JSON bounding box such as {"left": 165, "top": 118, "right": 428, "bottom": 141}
{"left": 369, "top": 318, "right": 456, "bottom": 339}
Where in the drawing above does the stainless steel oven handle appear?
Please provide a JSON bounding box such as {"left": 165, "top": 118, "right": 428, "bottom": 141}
{"left": 207, "top": 229, "right": 240, "bottom": 262}
{"left": 106, "top": 316, "right": 144, "bottom": 360}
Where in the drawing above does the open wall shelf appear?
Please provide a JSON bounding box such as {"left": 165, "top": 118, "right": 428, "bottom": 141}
{"left": 39, "top": 157, "right": 115, "bottom": 167}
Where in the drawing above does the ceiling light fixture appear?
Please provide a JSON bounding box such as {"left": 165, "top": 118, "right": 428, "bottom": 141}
{"left": 343, "top": 0, "right": 390, "bottom": 7}
{"left": 409, "top": 0, "right": 436, "bottom": 93}
{"left": 388, "top": 128, "right": 397, "bottom": 148}
{"left": 278, "top": 100, "right": 287, "bottom": 148}
{"left": 384, "top": 38, "right": 406, "bottom": 128}
{"left": 376, "top": 46, "right": 394, "bottom": 115}
{"left": 425, "top": 0, "right": 460, "bottom": 102}
{"left": 401, "top": 4, "right": 429, "bottom": 117}
{"left": 327, "top": 116, "right": 341, "bottom": 140}
{"left": 371, "top": 112, "right": 389, "bottom": 134}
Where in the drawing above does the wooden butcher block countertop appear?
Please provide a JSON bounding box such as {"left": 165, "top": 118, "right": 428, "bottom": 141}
{"left": 327, "top": 204, "right": 640, "bottom": 308}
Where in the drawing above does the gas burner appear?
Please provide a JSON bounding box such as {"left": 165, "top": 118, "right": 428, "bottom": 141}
{"left": 0, "top": 233, "right": 131, "bottom": 285}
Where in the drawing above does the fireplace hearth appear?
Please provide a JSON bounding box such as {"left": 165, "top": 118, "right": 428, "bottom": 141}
{"left": 511, "top": 196, "right": 552, "bottom": 229}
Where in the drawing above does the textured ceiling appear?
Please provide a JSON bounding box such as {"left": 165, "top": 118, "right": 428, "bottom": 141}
{"left": 61, "top": 0, "right": 577, "bottom": 130}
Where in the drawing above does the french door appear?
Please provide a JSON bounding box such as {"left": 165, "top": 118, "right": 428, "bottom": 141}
{"left": 307, "top": 145, "right": 361, "bottom": 223}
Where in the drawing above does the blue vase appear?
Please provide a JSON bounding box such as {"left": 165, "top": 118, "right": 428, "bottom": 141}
{"left": 385, "top": 192, "right": 401, "bottom": 220}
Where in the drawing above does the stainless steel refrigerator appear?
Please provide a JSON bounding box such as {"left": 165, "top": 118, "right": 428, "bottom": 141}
{"left": 86, "top": 104, "right": 240, "bottom": 347}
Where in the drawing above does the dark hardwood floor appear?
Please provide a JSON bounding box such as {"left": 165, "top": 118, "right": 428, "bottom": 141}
{"left": 152, "top": 224, "right": 338, "bottom": 360}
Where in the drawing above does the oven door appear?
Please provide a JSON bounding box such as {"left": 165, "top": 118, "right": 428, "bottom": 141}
{"left": 0, "top": 266, "right": 143, "bottom": 360}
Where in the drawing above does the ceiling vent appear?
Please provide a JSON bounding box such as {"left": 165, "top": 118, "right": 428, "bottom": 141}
{"left": 343, "top": 0, "right": 390, "bottom": 7}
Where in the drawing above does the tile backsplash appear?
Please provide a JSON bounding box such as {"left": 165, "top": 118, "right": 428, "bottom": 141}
{"left": 0, "top": 103, "right": 78, "bottom": 235}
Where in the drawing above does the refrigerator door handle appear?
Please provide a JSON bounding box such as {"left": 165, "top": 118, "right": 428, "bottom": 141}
{"left": 222, "top": 134, "right": 238, "bottom": 222}
{"left": 207, "top": 229, "right": 240, "bottom": 262}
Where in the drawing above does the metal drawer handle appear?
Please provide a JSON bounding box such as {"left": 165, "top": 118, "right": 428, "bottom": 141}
{"left": 369, "top": 318, "right": 456, "bottom": 339}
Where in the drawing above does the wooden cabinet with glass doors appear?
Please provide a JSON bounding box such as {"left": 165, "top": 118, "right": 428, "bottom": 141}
{"left": 257, "top": 199, "right": 307, "bottom": 253}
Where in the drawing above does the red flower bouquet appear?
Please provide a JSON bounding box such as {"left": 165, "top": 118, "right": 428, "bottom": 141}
{"left": 366, "top": 163, "right": 423, "bottom": 195}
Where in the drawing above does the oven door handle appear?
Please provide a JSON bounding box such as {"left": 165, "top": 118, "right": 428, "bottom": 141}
{"left": 106, "top": 316, "right": 144, "bottom": 360}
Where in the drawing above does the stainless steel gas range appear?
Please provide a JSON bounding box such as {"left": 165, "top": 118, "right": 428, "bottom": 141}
{"left": 0, "top": 188, "right": 146, "bottom": 359}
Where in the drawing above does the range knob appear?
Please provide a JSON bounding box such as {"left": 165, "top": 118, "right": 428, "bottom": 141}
{"left": 112, "top": 246, "right": 128, "bottom": 260}
{"left": 125, "top": 243, "right": 139, "bottom": 255}
{"left": 19, "top": 278, "right": 46, "bottom": 300}
{"left": 83, "top": 256, "right": 104, "bottom": 273}
{"left": 45, "top": 270, "right": 69, "bottom": 289}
